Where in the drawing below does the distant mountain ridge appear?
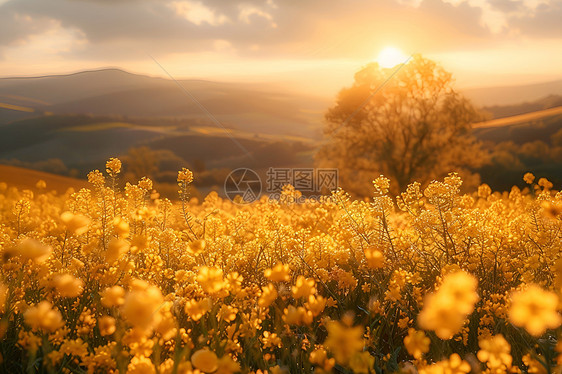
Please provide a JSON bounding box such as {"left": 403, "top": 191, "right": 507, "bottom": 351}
{"left": 0, "top": 68, "right": 329, "bottom": 139}
{"left": 462, "top": 80, "right": 562, "bottom": 107}
{"left": 482, "top": 94, "right": 562, "bottom": 119}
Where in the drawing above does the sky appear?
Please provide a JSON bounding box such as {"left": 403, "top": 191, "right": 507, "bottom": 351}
{"left": 0, "top": 0, "right": 561, "bottom": 97}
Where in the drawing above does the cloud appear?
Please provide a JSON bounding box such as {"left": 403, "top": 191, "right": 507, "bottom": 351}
{"left": 509, "top": 1, "right": 562, "bottom": 37}
{"left": 0, "top": 0, "right": 559, "bottom": 63}
{"left": 168, "top": 1, "right": 229, "bottom": 26}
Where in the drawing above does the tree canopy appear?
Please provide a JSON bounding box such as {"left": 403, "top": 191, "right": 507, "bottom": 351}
{"left": 317, "top": 54, "right": 486, "bottom": 196}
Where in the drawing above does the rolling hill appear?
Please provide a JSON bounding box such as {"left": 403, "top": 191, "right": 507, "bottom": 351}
{"left": 0, "top": 69, "right": 329, "bottom": 140}
{"left": 473, "top": 104, "right": 562, "bottom": 145}
{"left": 462, "top": 80, "right": 562, "bottom": 107}
{"left": 2, "top": 68, "right": 562, "bottom": 193}
{"left": 0, "top": 165, "right": 89, "bottom": 193}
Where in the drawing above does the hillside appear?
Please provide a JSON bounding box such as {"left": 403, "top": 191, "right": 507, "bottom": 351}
{"left": 481, "top": 95, "right": 562, "bottom": 119}
{"left": 0, "top": 165, "right": 88, "bottom": 193}
{"left": 0, "top": 69, "right": 328, "bottom": 140}
{"left": 462, "top": 79, "right": 562, "bottom": 107}
{"left": 473, "top": 106, "right": 562, "bottom": 145}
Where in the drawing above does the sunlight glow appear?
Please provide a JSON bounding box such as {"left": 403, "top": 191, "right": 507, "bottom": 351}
{"left": 376, "top": 47, "right": 408, "bottom": 68}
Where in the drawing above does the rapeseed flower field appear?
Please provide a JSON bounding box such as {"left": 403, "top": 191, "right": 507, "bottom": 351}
{"left": 1, "top": 158, "right": 561, "bottom": 373}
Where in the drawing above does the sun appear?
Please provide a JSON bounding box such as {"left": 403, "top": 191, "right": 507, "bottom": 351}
{"left": 376, "top": 47, "right": 408, "bottom": 68}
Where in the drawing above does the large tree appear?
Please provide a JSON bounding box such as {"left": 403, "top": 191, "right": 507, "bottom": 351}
{"left": 317, "top": 54, "right": 486, "bottom": 196}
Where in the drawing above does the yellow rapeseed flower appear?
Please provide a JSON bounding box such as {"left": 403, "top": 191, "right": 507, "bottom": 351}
{"left": 17, "top": 238, "right": 52, "bottom": 263}
{"left": 53, "top": 273, "right": 84, "bottom": 298}
{"left": 364, "top": 246, "right": 384, "bottom": 269}
{"left": 292, "top": 275, "right": 316, "bottom": 299}
{"left": 105, "top": 157, "right": 122, "bottom": 176}
{"left": 404, "top": 328, "right": 430, "bottom": 359}
{"left": 197, "top": 266, "right": 225, "bottom": 294}
{"left": 323, "top": 319, "right": 365, "bottom": 365}
{"left": 98, "top": 316, "right": 116, "bottom": 336}
{"left": 188, "top": 239, "right": 206, "bottom": 255}
{"left": 477, "top": 334, "right": 512, "bottom": 372}
{"left": 419, "top": 353, "right": 471, "bottom": 374}
{"left": 191, "top": 348, "right": 219, "bottom": 373}
{"left": 215, "top": 355, "right": 240, "bottom": 374}
{"left": 60, "top": 211, "right": 90, "bottom": 235}
{"left": 177, "top": 168, "right": 194, "bottom": 185}
{"left": 122, "top": 280, "right": 164, "bottom": 329}
{"left": 258, "top": 283, "right": 278, "bottom": 308}
{"left": 127, "top": 354, "right": 156, "bottom": 374}
{"left": 185, "top": 298, "right": 212, "bottom": 321}
{"left": 310, "top": 347, "right": 335, "bottom": 372}
{"left": 523, "top": 172, "right": 535, "bottom": 184}
{"left": 218, "top": 304, "right": 238, "bottom": 322}
{"left": 106, "top": 237, "right": 129, "bottom": 263}
{"left": 113, "top": 216, "right": 130, "bottom": 238}
{"left": 24, "top": 301, "right": 64, "bottom": 333}
{"left": 282, "top": 305, "right": 313, "bottom": 326}
{"left": 508, "top": 284, "right": 561, "bottom": 337}
{"left": 418, "top": 271, "right": 478, "bottom": 340}
{"left": 305, "top": 294, "right": 327, "bottom": 317}
{"left": 100, "top": 285, "right": 125, "bottom": 307}
{"left": 264, "top": 263, "right": 291, "bottom": 282}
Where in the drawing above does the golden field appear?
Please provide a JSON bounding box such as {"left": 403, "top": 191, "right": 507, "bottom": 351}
{"left": 0, "top": 158, "right": 561, "bottom": 373}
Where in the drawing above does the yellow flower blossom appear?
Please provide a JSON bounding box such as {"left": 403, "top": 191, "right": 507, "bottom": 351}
{"left": 106, "top": 157, "right": 122, "bottom": 175}
{"left": 310, "top": 347, "right": 335, "bottom": 372}
{"left": 185, "top": 298, "right": 212, "bottom": 321}
{"left": 98, "top": 316, "right": 116, "bottom": 336}
{"left": 282, "top": 305, "right": 313, "bottom": 326}
{"left": 101, "top": 285, "right": 126, "bottom": 307}
{"left": 191, "top": 348, "right": 219, "bottom": 373}
{"left": 24, "top": 301, "right": 64, "bottom": 332}
{"left": 349, "top": 351, "right": 375, "bottom": 374}
{"left": 258, "top": 283, "right": 278, "bottom": 308}
{"left": 292, "top": 276, "right": 316, "bottom": 299}
{"left": 523, "top": 172, "right": 535, "bottom": 184}
{"left": 364, "top": 246, "right": 384, "bottom": 269}
{"left": 122, "top": 280, "right": 164, "bottom": 329}
{"left": 477, "top": 334, "right": 512, "bottom": 372}
{"left": 177, "top": 168, "right": 194, "bottom": 185}
{"left": 128, "top": 354, "right": 156, "bottom": 374}
{"left": 305, "top": 294, "right": 326, "bottom": 317}
{"left": 216, "top": 355, "right": 240, "bottom": 374}
{"left": 264, "top": 263, "right": 291, "bottom": 282}
{"left": 323, "top": 319, "right": 365, "bottom": 365}
{"left": 53, "top": 273, "right": 84, "bottom": 298}
{"left": 523, "top": 354, "right": 547, "bottom": 374}
{"left": 106, "top": 237, "right": 129, "bottom": 263}
{"left": 419, "top": 353, "right": 471, "bottom": 374}
{"left": 261, "top": 331, "right": 282, "bottom": 349}
{"left": 218, "top": 304, "right": 238, "bottom": 322}
{"left": 197, "top": 266, "right": 225, "bottom": 294}
{"left": 404, "top": 329, "right": 430, "bottom": 359}
{"left": 188, "top": 239, "right": 206, "bottom": 255}
{"left": 113, "top": 216, "right": 130, "bottom": 238}
{"left": 418, "top": 271, "right": 478, "bottom": 340}
{"left": 60, "top": 211, "right": 90, "bottom": 235}
{"left": 17, "top": 238, "right": 52, "bottom": 263}
{"left": 509, "top": 284, "right": 561, "bottom": 337}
